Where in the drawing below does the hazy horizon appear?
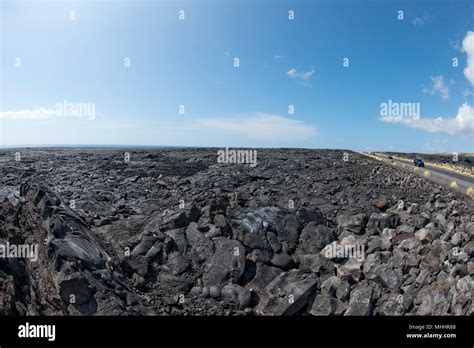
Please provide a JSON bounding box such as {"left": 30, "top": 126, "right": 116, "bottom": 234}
{"left": 0, "top": 143, "right": 473, "bottom": 156}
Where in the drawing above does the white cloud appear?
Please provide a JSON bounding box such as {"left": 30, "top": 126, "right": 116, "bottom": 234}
{"left": 412, "top": 17, "right": 424, "bottom": 26}
{"left": 380, "top": 103, "right": 474, "bottom": 137}
{"left": 0, "top": 108, "right": 56, "bottom": 120}
{"left": 423, "top": 138, "right": 448, "bottom": 153}
{"left": 422, "top": 75, "right": 450, "bottom": 100}
{"left": 412, "top": 12, "right": 432, "bottom": 26}
{"left": 195, "top": 113, "right": 317, "bottom": 143}
{"left": 450, "top": 39, "right": 463, "bottom": 52}
{"left": 97, "top": 123, "right": 137, "bottom": 129}
{"left": 286, "top": 69, "right": 298, "bottom": 78}
{"left": 286, "top": 68, "right": 315, "bottom": 80}
{"left": 384, "top": 33, "right": 474, "bottom": 138}
{"left": 0, "top": 102, "right": 100, "bottom": 120}
{"left": 462, "top": 89, "right": 474, "bottom": 97}
{"left": 423, "top": 142, "right": 446, "bottom": 153}
{"left": 462, "top": 31, "right": 474, "bottom": 85}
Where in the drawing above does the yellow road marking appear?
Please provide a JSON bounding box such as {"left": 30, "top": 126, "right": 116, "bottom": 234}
{"left": 361, "top": 152, "right": 473, "bottom": 197}
{"left": 390, "top": 155, "right": 474, "bottom": 179}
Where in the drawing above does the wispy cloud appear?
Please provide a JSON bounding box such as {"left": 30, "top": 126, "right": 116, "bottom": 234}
{"left": 286, "top": 68, "right": 315, "bottom": 87}
{"left": 449, "top": 39, "right": 463, "bottom": 52}
{"left": 0, "top": 108, "right": 57, "bottom": 120}
{"left": 97, "top": 123, "right": 137, "bottom": 129}
{"left": 286, "top": 68, "right": 315, "bottom": 80}
{"left": 424, "top": 138, "right": 448, "bottom": 153}
{"left": 194, "top": 113, "right": 317, "bottom": 143}
{"left": 274, "top": 54, "right": 285, "bottom": 60}
{"left": 462, "top": 89, "right": 474, "bottom": 97}
{"left": 412, "top": 17, "right": 425, "bottom": 26}
{"left": 0, "top": 102, "right": 99, "bottom": 120}
{"left": 462, "top": 31, "right": 474, "bottom": 85}
{"left": 412, "top": 12, "right": 432, "bottom": 26}
{"left": 422, "top": 75, "right": 450, "bottom": 100}
{"left": 380, "top": 103, "right": 474, "bottom": 137}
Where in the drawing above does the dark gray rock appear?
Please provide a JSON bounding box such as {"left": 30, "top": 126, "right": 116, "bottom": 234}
{"left": 221, "top": 284, "right": 251, "bottom": 309}
{"left": 247, "top": 262, "right": 283, "bottom": 294}
{"left": 377, "top": 293, "right": 408, "bottom": 316}
{"left": 160, "top": 207, "right": 201, "bottom": 229}
{"left": 344, "top": 283, "right": 374, "bottom": 316}
{"left": 298, "top": 254, "right": 335, "bottom": 276}
{"left": 414, "top": 284, "right": 451, "bottom": 315}
{"left": 202, "top": 238, "right": 245, "bottom": 287}
{"left": 366, "top": 212, "right": 400, "bottom": 234}
{"left": 451, "top": 276, "right": 472, "bottom": 315}
{"left": 276, "top": 214, "right": 301, "bottom": 245}
{"left": 165, "top": 228, "right": 188, "bottom": 253}
{"left": 309, "top": 294, "right": 335, "bottom": 316}
{"left": 364, "top": 263, "right": 403, "bottom": 290}
{"left": 420, "top": 240, "right": 451, "bottom": 273}
{"left": 270, "top": 252, "right": 295, "bottom": 270}
{"left": 299, "top": 223, "right": 336, "bottom": 254}
{"left": 296, "top": 207, "right": 325, "bottom": 225}
{"left": 320, "top": 276, "right": 341, "bottom": 295}
{"left": 256, "top": 270, "right": 319, "bottom": 315}
{"left": 185, "top": 222, "right": 214, "bottom": 264}
{"left": 337, "top": 213, "right": 367, "bottom": 235}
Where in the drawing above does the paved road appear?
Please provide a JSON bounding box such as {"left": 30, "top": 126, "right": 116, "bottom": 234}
{"left": 358, "top": 152, "right": 474, "bottom": 198}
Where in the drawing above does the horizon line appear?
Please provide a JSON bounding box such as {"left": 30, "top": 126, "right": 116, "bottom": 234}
{"left": 0, "top": 144, "right": 472, "bottom": 155}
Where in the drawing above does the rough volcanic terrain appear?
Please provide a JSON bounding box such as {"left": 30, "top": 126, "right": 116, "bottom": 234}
{"left": 0, "top": 148, "right": 472, "bottom": 316}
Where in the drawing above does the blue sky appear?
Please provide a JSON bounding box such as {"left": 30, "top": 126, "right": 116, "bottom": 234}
{"left": 1, "top": 0, "right": 473, "bottom": 152}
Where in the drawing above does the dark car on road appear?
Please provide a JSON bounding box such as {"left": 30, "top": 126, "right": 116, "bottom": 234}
{"left": 413, "top": 158, "right": 425, "bottom": 167}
